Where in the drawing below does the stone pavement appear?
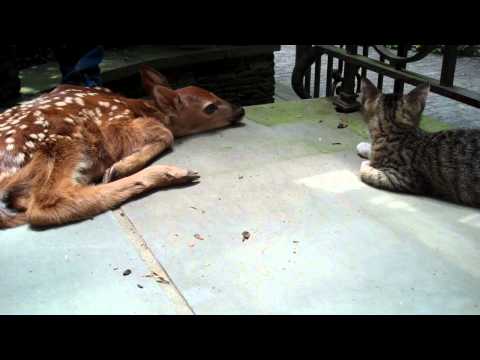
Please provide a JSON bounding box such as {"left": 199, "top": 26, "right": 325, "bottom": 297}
{"left": 275, "top": 45, "right": 480, "bottom": 129}
{"left": 1, "top": 99, "right": 479, "bottom": 315}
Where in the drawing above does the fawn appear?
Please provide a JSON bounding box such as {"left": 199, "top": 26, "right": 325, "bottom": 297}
{"left": 0, "top": 65, "right": 245, "bottom": 229}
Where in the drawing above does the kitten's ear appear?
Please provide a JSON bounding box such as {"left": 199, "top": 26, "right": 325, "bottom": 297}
{"left": 406, "top": 83, "right": 430, "bottom": 109}
{"left": 360, "top": 78, "right": 379, "bottom": 104}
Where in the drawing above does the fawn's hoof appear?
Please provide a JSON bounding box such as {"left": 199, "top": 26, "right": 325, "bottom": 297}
{"left": 186, "top": 170, "right": 201, "bottom": 182}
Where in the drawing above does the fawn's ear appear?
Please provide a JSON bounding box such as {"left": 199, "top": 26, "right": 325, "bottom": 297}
{"left": 406, "top": 83, "right": 430, "bottom": 110}
{"left": 360, "top": 78, "right": 379, "bottom": 104}
{"left": 152, "top": 85, "right": 184, "bottom": 112}
{"left": 140, "top": 65, "right": 172, "bottom": 96}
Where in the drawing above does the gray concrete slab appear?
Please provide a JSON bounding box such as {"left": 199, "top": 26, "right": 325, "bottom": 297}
{"left": 0, "top": 212, "right": 178, "bottom": 315}
{"left": 2, "top": 98, "right": 479, "bottom": 315}
{"left": 122, "top": 113, "right": 480, "bottom": 314}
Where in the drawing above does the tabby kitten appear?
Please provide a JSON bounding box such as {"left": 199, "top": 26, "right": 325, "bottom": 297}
{"left": 357, "top": 78, "right": 480, "bottom": 207}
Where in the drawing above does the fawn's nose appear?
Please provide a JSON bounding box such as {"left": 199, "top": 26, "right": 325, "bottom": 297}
{"left": 232, "top": 105, "right": 245, "bottom": 123}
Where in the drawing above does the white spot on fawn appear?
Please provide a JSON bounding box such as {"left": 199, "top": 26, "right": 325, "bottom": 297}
{"left": 55, "top": 102, "right": 67, "bottom": 107}
{"left": 74, "top": 98, "right": 85, "bottom": 106}
{"left": 26, "top": 141, "right": 35, "bottom": 148}
{"left": 5, "top": 137, "right": 15, "bottom": 144}
{"left": 29, "top": 134, "right": 38, "bottom": 140}
{"left": 20, "top": 124, "right": 28, "bottom": 130}
{"left": 15, "top": 153, "right": 25, "bottom": 165}
{"left": 99, "top": 101, "right": 110, "bottom": 108}
{"left": 6, "top": 144, "right": 15, "bottom": 151}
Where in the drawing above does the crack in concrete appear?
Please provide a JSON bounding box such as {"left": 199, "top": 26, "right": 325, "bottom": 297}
{"left": 113, "top": 208, "right": 195, "bottom": 315}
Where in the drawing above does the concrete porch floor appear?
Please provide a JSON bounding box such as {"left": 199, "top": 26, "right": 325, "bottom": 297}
{"left": 1, "top": 98, "right": 479, "bottom": 315}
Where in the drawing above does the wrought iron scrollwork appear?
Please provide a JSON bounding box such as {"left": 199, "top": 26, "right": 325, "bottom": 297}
{"left": 372, "top": 45, "right": 440, "bottom": 65}
{"left": 291, "top": 45, "right": 362, "bottom": 106}
{"left": 291, "top": 44, "right": 480, "bottom": 111}
{"left": 291, "top": 46, "right": 323, "bottom": 99}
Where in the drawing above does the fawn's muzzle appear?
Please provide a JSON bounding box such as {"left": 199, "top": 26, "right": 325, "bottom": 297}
{"left": 232, "top": 106, "right": 245, "bottom": 123}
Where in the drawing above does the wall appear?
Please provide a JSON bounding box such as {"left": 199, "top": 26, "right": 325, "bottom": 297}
{"left": 0, "top": 46, "right": 21, "bottom": 103}
{"left": 1, "top": 46, "right": 277, "bottom": 107}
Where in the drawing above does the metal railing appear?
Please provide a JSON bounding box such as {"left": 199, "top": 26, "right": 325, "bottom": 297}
{"left": 291, "top": 45, "right": 480, "bottom": 113}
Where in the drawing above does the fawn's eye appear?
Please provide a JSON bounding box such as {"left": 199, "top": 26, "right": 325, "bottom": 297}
{"left": 204, "top": 103, "right": 218, "bottom": 115}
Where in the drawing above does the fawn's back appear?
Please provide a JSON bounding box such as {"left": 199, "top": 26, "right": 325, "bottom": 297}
{"left": 0, "top": 85, "right": 154, "bottom": 181}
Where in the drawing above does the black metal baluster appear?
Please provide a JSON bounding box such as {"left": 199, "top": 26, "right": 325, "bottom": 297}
{"left": 377, "top": 53, "right": 385, "bottom": 90}
{"left": 393, "top": 44, "right": 409, "bottom": 94}
{"left": 333, "top": 45, "right": 361, "bottom": 112}
{"left": 361, "top": 45, "right": 368, "bottom": 79}
{"left": 440, "top": 45, "right": 458, "bottom": 87}
{"left": 326, "top": 55, "right": 334, "bottom": 97}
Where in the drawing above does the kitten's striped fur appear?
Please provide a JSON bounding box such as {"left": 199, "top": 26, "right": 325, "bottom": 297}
{"left": 358, "top": 78, "right": 480, "bottom": 207}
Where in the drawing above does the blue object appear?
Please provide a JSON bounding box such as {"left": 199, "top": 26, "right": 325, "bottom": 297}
{"left": 61, "top": 46, "right": 104, "bottom": 87}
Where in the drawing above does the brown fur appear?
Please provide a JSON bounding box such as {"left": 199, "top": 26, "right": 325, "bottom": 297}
{"left": 0, "top": 65, "right": 244, "bottom": 229}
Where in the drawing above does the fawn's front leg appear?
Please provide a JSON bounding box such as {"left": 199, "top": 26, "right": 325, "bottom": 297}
{"left": 103, "top": 142, "right": 170, "bottom": 183}
{"left": 103, "top": 119, "right": 175, "bottom": 183}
